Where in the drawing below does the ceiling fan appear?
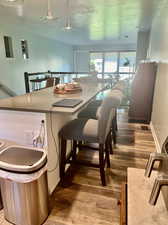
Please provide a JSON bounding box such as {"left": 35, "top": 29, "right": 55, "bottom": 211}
{"left": 0, "top": 0, "right": 24, "bottom": 7}
{"left": 0, "top": 0, "right": 24, "bottom": 16}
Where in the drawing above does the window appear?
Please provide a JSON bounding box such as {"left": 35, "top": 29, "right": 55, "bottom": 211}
{"left": 4, "top": 36, "right": 14, "bottom": 58}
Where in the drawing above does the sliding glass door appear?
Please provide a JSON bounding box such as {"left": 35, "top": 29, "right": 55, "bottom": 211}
{"left": 90, "top": 52, "right": 103, "bottom": 78}
{"left": 90, "top": 51, "right": 136, "bottom": 77}
{"left": 90, "top": 51, "right": 136, "bottom": 106}
{"left": 104, "top": 52, "right": 118, "bottom": 78}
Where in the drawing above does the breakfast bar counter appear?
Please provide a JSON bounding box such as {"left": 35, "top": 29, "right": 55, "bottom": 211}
{"left": 0, "top": 83, "right": 105, "bottom": 193}
{"left": 0, "top": 83, "right": 105, "bottom": 114}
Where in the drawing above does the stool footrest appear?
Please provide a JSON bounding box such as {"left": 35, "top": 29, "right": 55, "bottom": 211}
{"left": 68, "top": 159, "right": 100, "bottom": 168}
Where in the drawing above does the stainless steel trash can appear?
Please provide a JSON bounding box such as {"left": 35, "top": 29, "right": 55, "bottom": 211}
{"left": 0, "top": 145, "right": 49, "bottom": 225}
{"left": 0, "top": 140, "right": 5, "bottom": 210}
{"left": 0, "top": 190, "right": 3, "bottom": 210}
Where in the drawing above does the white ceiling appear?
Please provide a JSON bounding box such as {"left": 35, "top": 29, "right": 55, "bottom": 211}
{"left": 0, "top": 0, "right": 167, "bottom": 46}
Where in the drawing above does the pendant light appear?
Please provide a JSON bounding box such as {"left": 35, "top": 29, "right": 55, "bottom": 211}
{"left": 46, "top": 0, "right": 53, "bottom": 20}
{"left": 64, "top": 0, "right": 72, "bottom": 30}
{"left": 42, "top": 0, "right": 58, "bottom": 21}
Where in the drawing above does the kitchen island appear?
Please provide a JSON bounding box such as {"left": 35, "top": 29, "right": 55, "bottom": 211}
{"left": 0, "top": 83, "right": 105, "bottom": 193}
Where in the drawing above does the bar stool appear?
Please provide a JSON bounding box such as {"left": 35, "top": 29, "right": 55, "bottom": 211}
{"left": 87, "top": 80, "right": 125, "bottom": 107}
{"left": 79, "top": 80, "right": 125, "bottom": 122}
{"left": 77, "top": 89, "right": 124, "bottom": 150}
{"left": 78, "top": 89, "right": 123, "bottom": 119}
{"left": 59, "top": 95, "right": 117, "bottom": 186}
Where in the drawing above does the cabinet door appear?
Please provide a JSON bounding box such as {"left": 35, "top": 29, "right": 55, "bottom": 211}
{"left": 119, "top": 183, "right": 127, "bottom": 225}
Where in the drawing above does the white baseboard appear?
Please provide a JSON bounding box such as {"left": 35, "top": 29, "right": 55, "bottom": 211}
{"left": 150, "top": 122, "right": 161, "bottom": 153}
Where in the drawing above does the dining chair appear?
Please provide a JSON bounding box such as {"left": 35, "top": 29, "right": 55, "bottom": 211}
{"left": 59, "top": 94, "right": 117, "bottom": 186}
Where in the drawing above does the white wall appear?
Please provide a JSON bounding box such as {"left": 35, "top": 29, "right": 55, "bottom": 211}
{"left": 148, "top": 6, "right": 168, "bottom": 150}
{"left": 0, "top": 23, "right": 73, "bottom": 95}
{"left": 74, "top": 50, "right": 90, "bottom": 72}
{"left": 148, "top": 8, "right": 168, "bottom": 61}
{"left": 73, "top": 43, "right": 136, "bottom": 72}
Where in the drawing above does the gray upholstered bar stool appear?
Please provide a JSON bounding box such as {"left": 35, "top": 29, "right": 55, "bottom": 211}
{"left": 86, "top": 80, "right": 125, "bottom": 109}
{"left": 77, "top": 88, "right": 111, "bottom": 119}
{"left": 77, "top": 89, "right": 124, "bottom": 151}
{"left": 59, "top": 95, "right": 117, "bottom": 186}
{"left": 78, "top": 89, "right": 124, "bottom": 120}
{"left": 78, "top": 80, "right": 125, "bottom": 132}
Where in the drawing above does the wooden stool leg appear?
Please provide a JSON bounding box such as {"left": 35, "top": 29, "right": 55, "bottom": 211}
{"left": 78, "top": 141, "right": 83, "bottom": 146}
{"left": 114, "top": 109, "right": 118, "bottom": 131}
{"left": 72, "top": 140, "right": 77, "bottom": 161}
{"left": 112, "top": 120, "right": 117, "bottom": 145}
{"left": 99, "top": 144, "right": 106, "bottom": 186}
{"left": 113, "top": 129, "right": 117, "bottom": 145}
{"left": 105, "top": 140, "right": 111, "bottom": 168}
{"left": 60, "top": 138, "right": 67, "bottom": 182}
{"left": 108, "top": 132, "right": 113, "bottom": 154}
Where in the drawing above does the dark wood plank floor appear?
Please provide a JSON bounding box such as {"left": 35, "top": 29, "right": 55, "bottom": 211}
{"left": 45, "top": 110, "right": 156, "bottom": 225}
{"left": 0, "top": 110, "right": 156, "bottom": 225}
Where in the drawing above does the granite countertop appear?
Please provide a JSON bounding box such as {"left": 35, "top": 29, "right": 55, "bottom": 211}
{"left": 0, "top": 83, "right": 105, "bottom": 114}
{"left": 128, "top": 168, "right": 168, "bottom": 225}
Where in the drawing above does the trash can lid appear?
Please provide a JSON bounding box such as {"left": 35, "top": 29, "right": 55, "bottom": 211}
{"left": 0, "top": 145, "right": 47, "bottom": 173}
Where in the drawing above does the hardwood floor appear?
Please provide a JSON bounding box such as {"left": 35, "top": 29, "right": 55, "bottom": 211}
{"left": 46, "top": 110, "right": 156, "bottom": 225}
{"left": 0, "top": 110, "right": 156, "bottom": 225}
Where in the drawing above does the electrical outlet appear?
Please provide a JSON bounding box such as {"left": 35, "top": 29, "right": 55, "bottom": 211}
{"left": 24, "top": 130, "right": 34, "bottom": 146}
